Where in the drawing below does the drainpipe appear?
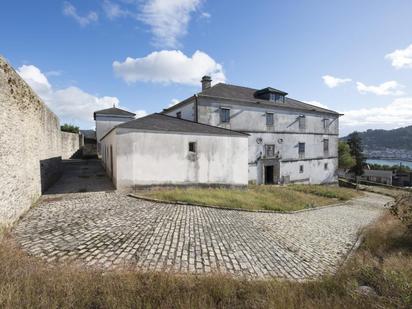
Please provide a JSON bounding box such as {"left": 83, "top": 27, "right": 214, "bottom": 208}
{"left": 194, "top": 94, "right": 199, "bottom": 123}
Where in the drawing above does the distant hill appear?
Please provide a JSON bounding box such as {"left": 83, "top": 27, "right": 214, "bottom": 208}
{"left": 342, "top": 125, "right": 412, "bottom": 150}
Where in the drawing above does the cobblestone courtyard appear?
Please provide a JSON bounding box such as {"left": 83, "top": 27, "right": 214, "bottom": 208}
{"left": 13, "top": 190, "right": 392, "bottom": 280}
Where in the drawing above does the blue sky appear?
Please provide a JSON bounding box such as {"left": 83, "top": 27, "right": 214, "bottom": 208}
{"left": 1, "top": 0, "right": 412, "bottom": 135}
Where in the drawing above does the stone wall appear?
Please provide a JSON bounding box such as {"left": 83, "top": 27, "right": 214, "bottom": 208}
{"left": 0, "top": 56, "right": 63, "bottom": 226}
{"left": 61, "top": 131, "right": 80, "bottom": 159}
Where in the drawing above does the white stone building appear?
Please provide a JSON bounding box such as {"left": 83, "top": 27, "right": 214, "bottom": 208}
{"left": 163, "top": 76, "right": 341, "bottom": 184}
{"left": 100, "top": 113, "right": 248, "bottom": 190}
{"left": 94, "top": 107, "right": 136, "bottom": 156}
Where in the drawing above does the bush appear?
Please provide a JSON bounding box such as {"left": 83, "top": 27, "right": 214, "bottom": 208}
{"left": 61, "top": 123, "right": 79, "bottom": 133}
{"left": 391, "top": 194, "right": 412, "bottom": 231}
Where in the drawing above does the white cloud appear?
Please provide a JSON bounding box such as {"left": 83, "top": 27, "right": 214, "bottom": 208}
{"left": 134, "top": 110, "right": 148, "bottom": 118}
{"left": 113, "top": 50, "right": 225, "bottom": 85}
{"left": 169, "top": 98, "right": 180, "bottom": 107}
{"left": 17, "top": 65, "right": 119, "bottom": 128}
{"left": 45, "top": 70, "right": 62, "bottom": 77}
{"left": 139, "top": 0, "right": 202, "bottom": 48}
{"left": 322, "top": 75, "right": 352, "bottom": 88}
{"left": 200, "top": 12, "right": 211, "bottom": 19}
{"left": 385, "top": 44, "right": 412, "bottom": 69}
{"left": 63, "top": 2, "right": 98, "bottom": 26}
{"left": 17, "top": 65, "right": 52, "bottom": 96}
{"left": 304, "top": 100, "right": 329, "bottom": 109}
{"left": 102, "top": 0, "right": 133, "bottom": 19}
{"left": 340, "top": 97, "right": 412, "bottom": 129}
{"left": 356, "top": 80, "right": 405, "bottom": 96}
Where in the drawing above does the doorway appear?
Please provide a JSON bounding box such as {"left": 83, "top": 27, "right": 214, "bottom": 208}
{"left": 264, "top": 165, "right": 274, "bottom": 184}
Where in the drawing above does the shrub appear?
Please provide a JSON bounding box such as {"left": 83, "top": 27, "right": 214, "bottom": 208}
{"left": 391, "top": 194, "right": 412, "bottom": 232}
{"left": 61, "top": 123, "right": 79, "bottom": 133}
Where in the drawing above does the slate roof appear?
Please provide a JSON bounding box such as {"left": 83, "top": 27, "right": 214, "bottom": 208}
{"left": 93, "top": 107, "right": 136, "bottom": 120}
{"left": 101, "top": 113, "right": 248, "bottom": 140}
{"left": 198, "top": 83, "right": 340, "bottom": 115}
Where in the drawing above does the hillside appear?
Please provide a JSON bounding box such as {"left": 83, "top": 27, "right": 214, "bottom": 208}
{"left": 342, "top": 126, "right": 412, "bottom": 150}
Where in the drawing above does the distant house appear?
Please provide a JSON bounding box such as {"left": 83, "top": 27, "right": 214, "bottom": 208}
{"left": 94, "top": 107, "right": 136, "bottom": 156}
{"left": 100, "top": 113, "right": 248, "bottom": 189}
{"left": 360, "top": 169, "right": 393, "bottom": 185}
{"left": 393, "top": 171, "right": 412, "bottom": 187}
{"left": 163, "top": 76, "right": 341, "bottom": 185}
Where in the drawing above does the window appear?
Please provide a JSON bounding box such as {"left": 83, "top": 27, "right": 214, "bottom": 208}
{"left": 265, "top": 144, "right": 275, "bottom": 158}
{"left": 324, "top": 163, "right": 328, "bottom": 170}
{"left": 298, "top": 142, "right": 305, "bottom": 158}
{"left": 298, "top": 115, "right": 306, "bottom": 130}
{"left": 323, "top": 139, "right": 329, "bottom": 155}
{"left": 266, "top": 113, "right": 274, "bottom": 126}
{"left": 220, "top": 108, "right": 230, "bottom": 123}
{"left": 176, "top": 111, "right": 182, "bottom": 119}
{"left": 188, "top": 142, "right": 197, "bottom": 153}
{"left": 299, "top": 165, "right": 304, "bottom": 173}
{"left": 270, "top": 93, "right": 284, "bottom": 102}
{"left": 323, "top": 118, "right": 329, "bottom": 130}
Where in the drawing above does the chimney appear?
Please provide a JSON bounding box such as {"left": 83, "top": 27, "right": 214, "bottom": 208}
{"left": 201, "top": 75, "right": 212, "bottom": 91}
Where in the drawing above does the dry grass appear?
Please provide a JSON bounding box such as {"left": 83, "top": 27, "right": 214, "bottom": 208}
{"left": 0, "top": 212, "right": 411, "bottom": 308}
{"left": 140, "top": 185, "right": 361, "bottom": 212}
{"left": 0, "top": 212, "right": 410, "bottom": 308}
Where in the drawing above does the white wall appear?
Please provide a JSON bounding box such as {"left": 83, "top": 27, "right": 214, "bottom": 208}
{"left": 102, "top": 129, "right": 248, "bottom": 189}
{"left": 196, "top": 97, "right": 339, "bottom": 184}
{"left": 246, "top": 132, "right": 338, "bottom": 184}
{"left": 247, "top": 132, "right": 338, "bottom": 163}
{"left": 100, "top": 130, "right": 117, "bottom": 186}
{"left": 280, "top": 158, "right": 338, "bottom": 184}
{"left": 197, "top": 97, "right": 339, "bottom": 134}
{"left": 95, "top": 115, "right": 134, "bottom": 155}
{"left": 164, "top": 100, "right": 195, "bottom": 121}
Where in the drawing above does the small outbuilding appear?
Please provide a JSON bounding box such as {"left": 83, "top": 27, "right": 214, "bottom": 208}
{"left": 100, "top": 113, "right": 249, "bottom": 189}
{"left": 94, "top": 107, "right": 136, "bottom": 156}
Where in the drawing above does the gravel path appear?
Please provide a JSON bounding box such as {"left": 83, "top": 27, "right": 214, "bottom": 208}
{"left": 13, "top": 191, "right": 392, "bottom": 280}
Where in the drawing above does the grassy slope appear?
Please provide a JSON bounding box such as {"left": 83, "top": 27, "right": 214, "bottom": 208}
{"left": 359, "top": 184, "right": 411, "bottom": 198}
{"left": 140, "top": 185, "right": 361, "bottom": 211}
{"left": 0, "top": 213, "right": 411, "bottom": 308}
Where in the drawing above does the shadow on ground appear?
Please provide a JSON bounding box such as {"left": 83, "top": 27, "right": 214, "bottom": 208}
{"left": 44, "top": 159, "right": 115, "bottom": 195}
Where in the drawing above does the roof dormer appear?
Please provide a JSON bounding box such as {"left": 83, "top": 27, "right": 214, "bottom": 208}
{"left": 254, "top": 87, "right": 288, "bottom": 103}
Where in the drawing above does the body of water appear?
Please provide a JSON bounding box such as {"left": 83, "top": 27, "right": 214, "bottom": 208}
{"left": 366, "top": 159, "right": 412, "bottom": 169}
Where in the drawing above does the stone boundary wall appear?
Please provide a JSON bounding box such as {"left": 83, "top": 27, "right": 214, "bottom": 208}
{"left": 0, "top": 56, "right": 66, "bottom": 226}
{"left": 61, "top": 131, "right": 80, "bottom": 159}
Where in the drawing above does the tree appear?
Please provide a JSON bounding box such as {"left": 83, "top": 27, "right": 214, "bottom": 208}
{"left": 347, "top": 131, "right": 366, "bottom": 176}
{"left": 61, "top": 123, "right": 79, "bottom": 134}
{"left": 338, "top": 141, "right": 355, "bottom": 169}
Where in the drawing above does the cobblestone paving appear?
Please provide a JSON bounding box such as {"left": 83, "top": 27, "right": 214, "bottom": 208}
{"left": 13, "top": 192, "right": 392, "bottom": 280}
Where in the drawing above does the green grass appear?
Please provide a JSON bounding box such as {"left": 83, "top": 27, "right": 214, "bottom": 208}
{"left": 288, "top": 184, "right": 360, "bottom": 200}
{"left": 359, "top": 184, "right": 411, "bottom": 198}
{"left": 140, "top": 185, "right": 361, "bottom": 212}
